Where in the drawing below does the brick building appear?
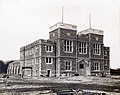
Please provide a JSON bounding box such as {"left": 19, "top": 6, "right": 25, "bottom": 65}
{"left": 20, "top": 22, "right": 110, "bottom": 77}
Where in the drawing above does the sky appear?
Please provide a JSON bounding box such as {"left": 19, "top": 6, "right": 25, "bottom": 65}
{"left": 0, "top": 0, "right": 120, "bottom": 69}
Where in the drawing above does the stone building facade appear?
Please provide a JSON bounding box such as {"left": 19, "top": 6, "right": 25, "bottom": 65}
{"left": 20, "top": 22, "right": 110, "bottom": 77}
{"left": 7, "top": 60, "right": 20, "bottom": 75}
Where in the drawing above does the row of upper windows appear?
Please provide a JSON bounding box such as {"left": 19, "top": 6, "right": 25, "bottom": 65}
{"left": 22, "top": 41, "right": 102, "bottom": 55}
{"left": 45, "top": 41, "right": 101, "bottom": 55}
{"left": 63, "top": 40, "right": 101, "bottom": 55}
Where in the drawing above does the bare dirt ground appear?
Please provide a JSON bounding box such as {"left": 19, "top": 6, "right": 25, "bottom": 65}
{"left": 0, "top": 75, "right": 120, "bottom": 94}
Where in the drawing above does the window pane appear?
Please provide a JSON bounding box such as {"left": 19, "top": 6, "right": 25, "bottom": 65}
{"left": 79, "top": 42, "right": 87, "bottom": 54}
{"left": 46, "top": 58, "right": 48, "bottom": 63}
{"left": 67, "top": 46, "right": 69, "bottom": 51}
{"left": 65, "top": 61, "right": 72, "bottom": 70}
{"left": 46, "top": 46, "right": 48, "bottom": 51}
{"left": 49, "top": 58, "right": 51, "bottom": 63}
{"left": 70, "top": 47, "right": 72, "bottom": 52}
{"left": 80, "top": 64, "right": 84, "bottom": 69}
{"left": 49, "top": 46, "right": 51, "bottom": 51}
{"left": 67, "top": 41, "right": 69, "bottom": 45}
{"left": 79, "top": 48, "right": 81, "bottom": 53}
{"left": 64, "top": 40, "right": 73, "bottom": 52}
{"left": 94, "top": 62, "right": 99, "bottom": 70}
{"left": 93, "top": 44, "right": 101, "bottom": 55}
{"left": 64, "top": 40, "right": 66, "bottom": 45}
{"left": 70, "top": 41, "right": 72, "bottom": 46}
{"left": 84, "top": 48, "right": 86, "bottom": 53}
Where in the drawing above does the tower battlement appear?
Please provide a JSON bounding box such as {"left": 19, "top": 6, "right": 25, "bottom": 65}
{"left": 49, "top": 22, "right": 77, "bottom": 32}
{"left": 78, "top": 28, "right": 103, "bottom": 35}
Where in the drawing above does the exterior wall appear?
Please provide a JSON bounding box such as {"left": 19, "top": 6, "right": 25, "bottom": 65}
{"left": 41, "top": 57, "right": 56, "bottom": 77}
{"left": 60, "top": 57, "right": 76, "bottom": 76}
{"left": 90, "top": 59, "right": 104, "bottom": 76}
{"left": 40, "top": 40, "right": 56, "bottom": 77}
{"left": 77, "top": 58, "right": 90, "bottom": 76}
{"left": 104, "top": 47, "right": 110, "bottom": 75}
{"left": 77, "top": 32, "right": 106, "bottom": 76}
{"left": 20, "top": 39, "right": 56, "bottom": 77}
{"left": 49, "top": 29, "right": 59, "bottom": 40}
{"left": 59, "top": 28, "right": 77, "bottom": 39}
{"left": 89, "top": 34, "right": 104, "bottom": 76}
{"left": 20, "top": 40, "right": 40, "bottom": 77}
{"left": 90, "top": 34, "right": 104, "bottom": 59}
{"left": 77, "top": 34, "right": 89, "bottom": 58}
{"left": 49, "top": 28, "right": 77, "bottom": 76}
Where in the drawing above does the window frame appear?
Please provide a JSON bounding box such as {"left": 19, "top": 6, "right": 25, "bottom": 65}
{"left": 63, "top": 40, "right": 73, "bottom": 53}
{"left": 79, "top": 64, "right": 84, "bottom": 69}
{"left": 79, "top": 42, "right": 87, "bottom": 54}
{"left": 65, "top": 60, "right": 72, "bottom": 71}
{"left": 94, "top": 61, "right": 100, "bottom": 71}
{"left": 45, "top": 45, "right": 53, "bottom": 52}
{"left": 45, "top": 58, "right": 53, "bottom": 64}
{"left": 93, "top": 44, "right": 101, "bottom": 55}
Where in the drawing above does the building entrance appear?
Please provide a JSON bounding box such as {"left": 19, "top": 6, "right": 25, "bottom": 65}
{"left": 47, "top": 69, "right": 51, "bottom": 77}
{"left": 77, "top": 59, "right": 91, "bottom": 76}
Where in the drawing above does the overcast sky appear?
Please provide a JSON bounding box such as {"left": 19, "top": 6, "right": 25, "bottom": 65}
{"left": 0, "top": 0, "right": 120, "bottom": 69}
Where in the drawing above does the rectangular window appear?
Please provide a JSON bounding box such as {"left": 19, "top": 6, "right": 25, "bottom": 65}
{"left": 79, "top": 64, "right": 84, "bottom": 69}
{"left": 46, "top": 45, "right": 53, "bottom": 52}
{"left": 94, "top": 62, "right": 100, "bottom": 71}
{"left": 64, "top": 40, "right": 73, "bottom": 53}
{"left": 93, "top": 44, "right": 101, "bottom": 55}
{"left": 79, "top": 42, "right": 87, "bottom": 54}
{"left": 46, "top": 58, "right": 53, "bottom": 64}
{"left": 65, "top": 60, "right": 72, "bottom": 71}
